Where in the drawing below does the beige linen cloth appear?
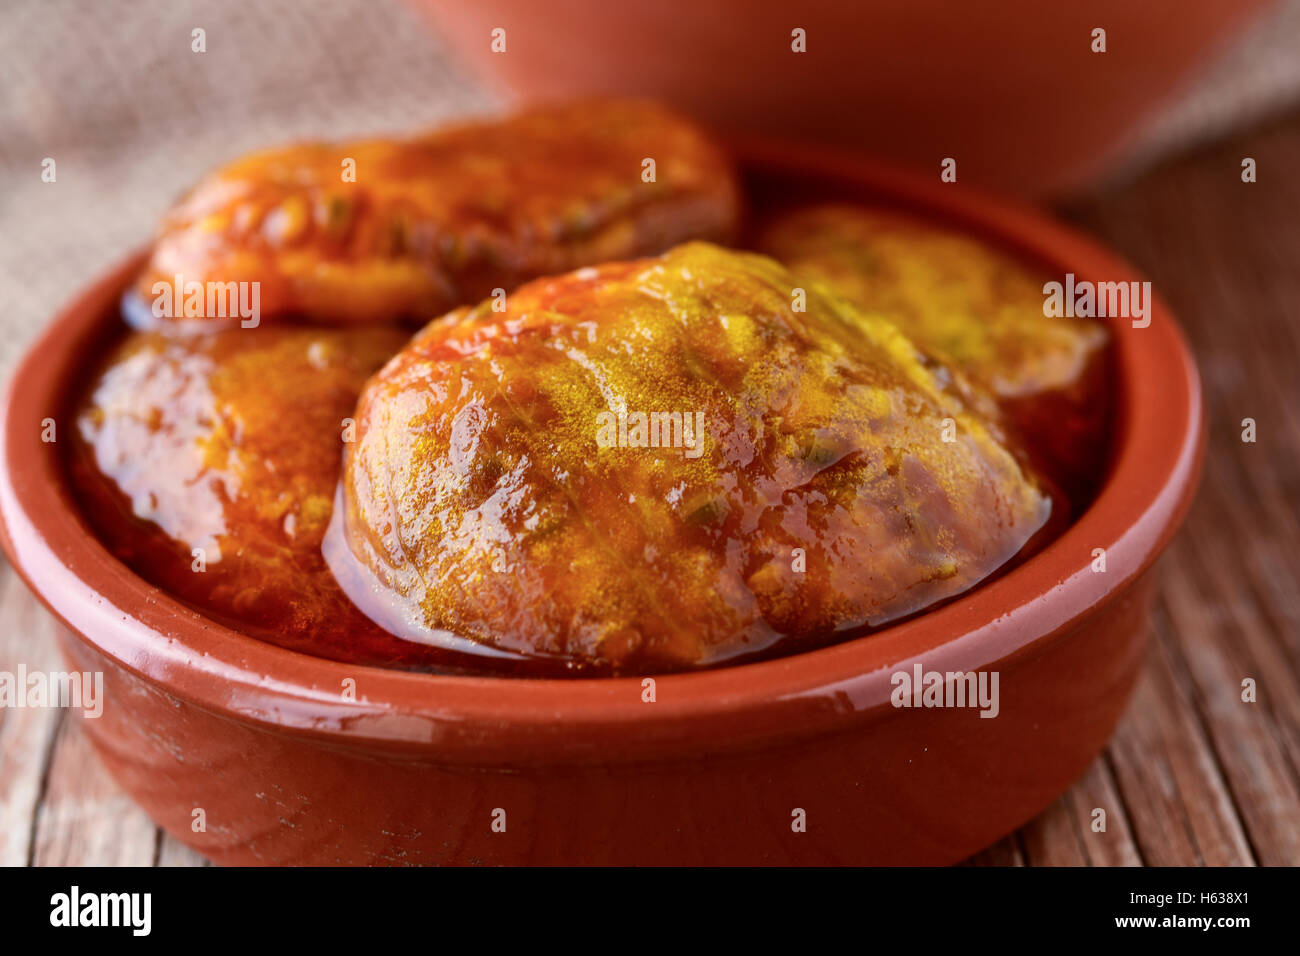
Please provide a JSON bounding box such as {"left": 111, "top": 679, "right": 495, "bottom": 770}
{"left": 0, "top": 0, "right": 498, "bottom": 376}
{"left": 1, "top": 0, "right": 1298, "bottom": 379}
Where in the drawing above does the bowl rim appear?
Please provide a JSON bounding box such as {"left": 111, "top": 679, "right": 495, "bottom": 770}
{"left": 0, "top": 137, "right": 1203, "bottom": 763}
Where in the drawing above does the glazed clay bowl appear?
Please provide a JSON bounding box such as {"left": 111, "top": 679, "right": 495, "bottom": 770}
{"left": 0, "top": 141, "right": 1203, "bottom": 865}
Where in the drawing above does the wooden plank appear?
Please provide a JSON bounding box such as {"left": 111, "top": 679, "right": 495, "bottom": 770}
{"left": 0, "top": 560, "right": 66, "bottom": 866}
{"left": 963, "top": 833, "right": 1026, "bottom": 867}
{"left": 29, "top": 705, "right": 158, "bottom": 866}
{"left": 1158, "top": 543, "right": 1300, "bottom": 864}
{"left": 1021, "top": 757, "right": 1143, "bottom": 866}
{"left": 1019, "top": 791, "right": 1091, "bottom": 866}
{"left": 1079, "top": 756, "right": 1145, "bottom": 867}
{"left": 1063, "top": 113, "right": 1300, "bottom": 867}
{"left": 156, "top": 831, "right": 212, "bottom": 867}
{"left": 1102, "top": 577, "right": 1255, "bottom": 865}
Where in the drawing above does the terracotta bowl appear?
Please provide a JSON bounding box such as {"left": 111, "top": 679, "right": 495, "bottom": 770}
{"left": 0, "top": 141, "right": 1202, "bottom": 865}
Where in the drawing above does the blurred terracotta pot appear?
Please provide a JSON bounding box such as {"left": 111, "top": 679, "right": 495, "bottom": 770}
{"left": 419, "top": 0, "right": 1271, "bottom": 196}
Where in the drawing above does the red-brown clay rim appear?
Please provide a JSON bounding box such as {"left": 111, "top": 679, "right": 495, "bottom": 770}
{"left": 0, "top": 141, "right": 1203, "bottom": 765}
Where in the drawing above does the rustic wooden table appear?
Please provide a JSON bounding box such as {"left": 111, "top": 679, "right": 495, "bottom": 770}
{"left": 2, "top": 113, "right": 1297, "bottom": 868}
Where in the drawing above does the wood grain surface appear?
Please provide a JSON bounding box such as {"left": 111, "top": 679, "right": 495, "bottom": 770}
{"left": 2, "top": 112, "right": 1297, "bottom": 867}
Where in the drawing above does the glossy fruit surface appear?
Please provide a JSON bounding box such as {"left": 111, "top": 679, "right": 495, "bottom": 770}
{"left": 133, "top": 99, "right": 740, "bottom": 327}
{"left": 331, "top": 242, "right": 1051, "bottom": 672}
{"left": 66, "top": 324, "right": 445, "bottom": 667}
{"left": 757, "top": 203, "right": 1112, "bottom": 504}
